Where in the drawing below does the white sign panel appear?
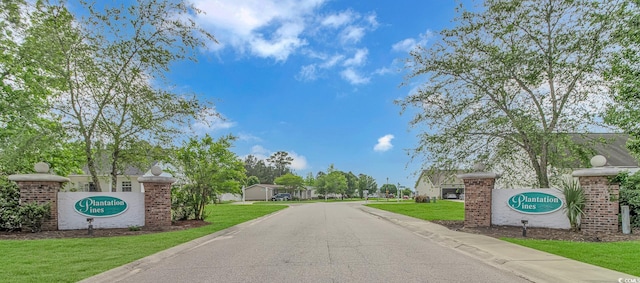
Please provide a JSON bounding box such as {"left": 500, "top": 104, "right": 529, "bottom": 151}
{"left": 492, "top": 188, "right": 570, "bottom": 229}
{"left": 58, "top": 192, "right": 145, "bottom": 230}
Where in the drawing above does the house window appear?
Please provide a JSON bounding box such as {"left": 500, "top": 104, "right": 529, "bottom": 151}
{"left": 122, "top": 181, "right": 132, "bottom": 192}
{"left": 84, "top": 182, "right": 97, "bottom": 192}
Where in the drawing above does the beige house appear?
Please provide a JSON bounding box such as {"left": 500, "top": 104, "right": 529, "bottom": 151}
{"left": 244, "top": 184, "right": 283, "bottom": 201}
{"left": 414, "top": 169, "right": 465, "bottom": 200}
{"left": 66, "top": 166, "right": 145, "bottom": 193}
{"left": 244, "top": 184, "right": 317, "bottom": 201}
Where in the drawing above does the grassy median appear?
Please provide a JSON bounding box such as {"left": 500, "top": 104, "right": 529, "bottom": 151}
{"left": 0, "top": 204, "right": 286, "bottom": 283}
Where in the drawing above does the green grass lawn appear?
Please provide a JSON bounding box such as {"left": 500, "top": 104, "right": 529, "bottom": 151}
{"left": 0, "top": 204, "right": 286, "bottom": 283}
{"left": 366, "top": 200, "right": 464, "bottom": 221}
{"left": 365, "top": 201, "right": 640, "bottom": 276}
{"left": 504, "top": 238, "right": 640, "bottom": 276}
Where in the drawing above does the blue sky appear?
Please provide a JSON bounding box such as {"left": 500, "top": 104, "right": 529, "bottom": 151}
{"left": 167, "top": 0, "right": 472, "bottom": 189}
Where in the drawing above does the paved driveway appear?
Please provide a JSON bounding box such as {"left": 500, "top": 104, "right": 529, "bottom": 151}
{"left": 98, "top": 202, "right": 530, "bottom": 283}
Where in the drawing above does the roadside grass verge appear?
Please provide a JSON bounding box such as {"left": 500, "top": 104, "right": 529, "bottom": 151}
{"left": 0, "top": 204, "right": 286, "bottom": 283}
{"left": 365, "top": 201, "right": 464, "bottom": 221}
{"left": 366, "top": 201, "right": 640, "bottom": 276}
{"left": 503, "top": 238, "right": 640, "bottom": 276}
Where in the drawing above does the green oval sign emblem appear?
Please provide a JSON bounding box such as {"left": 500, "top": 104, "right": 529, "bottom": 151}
{"left": 74, "top": 196, "right": 128, "bottom": 217}
{"left": 507, "top": 192, "right": 563, "bottom": 214}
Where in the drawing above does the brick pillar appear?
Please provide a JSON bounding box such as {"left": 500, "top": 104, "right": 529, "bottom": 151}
{"left": 573, "top": 156, "right": 625, "bottom": 236}
{"left": 138, "top": 166, "right": 175, "bottom": 229}
{"left": 458, "top": 167, "right": 499, "bottom": 228}
{"left": 8, "top": 162, "right": 70, "bottom": 231}
{"left": 578, "top": 176, "right": 619, "bottom": 234}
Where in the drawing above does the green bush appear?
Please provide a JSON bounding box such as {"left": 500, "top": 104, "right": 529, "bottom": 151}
{"left": 0, "top": 178, "right": 21, "bottom": 231}
{"left": 19, "top": 202, "right": 51, "bottom": 233}
{"left": 171, "top": 185, "right": 196, "bottom": 221}
{"left": 614, "top": 171, "right": 640, "bottom": 228}
{"left": 415, "top": 195, "right": 430, "bottom": 203}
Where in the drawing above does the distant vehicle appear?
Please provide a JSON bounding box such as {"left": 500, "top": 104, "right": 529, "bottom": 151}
{"left": 271, "top": 193, "right": 292, "bottom": 201}
{"left": 445, "top": 193, "right": 458, "bottom": 199}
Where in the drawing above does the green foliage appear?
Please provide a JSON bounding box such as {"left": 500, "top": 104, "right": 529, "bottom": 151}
{"left": 0, "top": 177, "right": 21, "bottom": 231}
{"left": 246, "top": 176, "right": 260, "bottom": 186}
{"left": 605, "top": 0, "right": 640, "bottom": 159}
{"left": 380, "top": 183, "right": 398, "bottom": 195}
{"left": 398, "top": 0, "right": 625, "bottom": 188}
{"left": 173, "top": 135, "right": 245, "bottom": 220}
{"left": 613, "top": 171, "right": 640, "bottom": 228}
{"left": 357, "top": 174, "right": 377, "bottom": 198}
{"left": 171, "top": 185, "right": 197, "bottom": 221}
{"left": 19, "top": 202, "right": 51, "bottom": 233}
{"left": 315, "top": 167, "right": 347, "bottom": 198}
{"left": 267, "top": 151, "right": 293, "bottom": 178}
{"left": 274, "top": 173, "right": 304, "bottom": 193}
{"left": 128, "top": 226, "right": 141, "bottom": 231}
{"left": 560, "top": 179, "right": 585, "bottom": 231}
{"left": 244, "top": 155, "right": 277, "bottom": 184}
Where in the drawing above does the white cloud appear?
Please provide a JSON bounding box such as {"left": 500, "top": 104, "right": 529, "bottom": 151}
{"left": 374, "top": 66, "right": 393, "bottom": 76}
{"left": 340, "top": 68, "right": 370, "bottom": 85}
{"left": 193, "top": 0, "right": 325, "bottom": 61}
{"left": 392, "top": 30, "right": 434, "bottom": 53}
{"left": 374, "top": 134, "right": 394, "bottom": 152}
{"left": 288, "top": 151, "right": 309, "bottom": 170}
{"left": 340, "top": 26, "right": 365, "bottom": 44}
{"left": 237, "top": 132, "right": 262, "bottom": 142}
{"left": 296, "top": 64, "right": 318, "bottom": 81}
{"left": 320, "top": 54, "right": 344, "bottom": 68}
{"left": 343, "top": 48, "right": 368, "bottom": 67}
{"left": 321, "top": 10, "right": 355, "bottom": 28}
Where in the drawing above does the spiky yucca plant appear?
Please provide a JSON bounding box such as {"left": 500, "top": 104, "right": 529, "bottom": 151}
{"left": 561, "top": 179, "right": 585, "bottom": 232}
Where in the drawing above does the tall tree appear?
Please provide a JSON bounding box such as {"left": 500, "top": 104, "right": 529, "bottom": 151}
{"left": 174, "top": 135, "right": 245, "bottom": 220}
{"left": 303, "top": 172, "right": 316, "bottom": 186}
{"left": 398, "top": 0, "right": 624, "bottom": 187}
{"left": 274, "top": 173, "right": 304, "bottom": 195}
{"left": 244, "top": 155, "right": 276, "bottom": 184}
{"left": 0, "top": 0, "right": 83, "bottom": 176}
{"left": 357, "top": 174, "right": 377, "bottom": 198}
{"left": 24, "top": 0, "right": 216, "bottom": 191}
{"left": 267, "top": 151, "right": 293, "bottom": 178}
{"left": 605, "top": 0, "right": 640, "bottom": 158}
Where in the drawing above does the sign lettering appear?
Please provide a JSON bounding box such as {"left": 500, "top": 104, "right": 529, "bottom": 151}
{"left": 507, "top": 192, "right": 563, "bottom": 214}
{"left": 74, "top": 196, "right": 128, "bottom": 217}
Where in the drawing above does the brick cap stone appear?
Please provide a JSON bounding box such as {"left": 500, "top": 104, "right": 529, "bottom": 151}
{"left": 8, "top": 173, "right": 70, "bottom": 183}
{"left": 572, "top": 167, "right": 637, "bottom": 177}
{"left": 137, "top": 176, "right": 176, "bottom": 183}
{"left": 457, "top": 172, "right": 500, "bottom": 179}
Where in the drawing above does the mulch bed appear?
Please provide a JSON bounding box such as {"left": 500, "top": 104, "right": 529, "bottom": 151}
{"left": 1, "top": 219, "right": 639, "bottom": 242}
{"left": 432, "top": 220, "right": 640, "bottom": 242}
{"left": 0, "top": 220, "right": 210, "bottom": 240}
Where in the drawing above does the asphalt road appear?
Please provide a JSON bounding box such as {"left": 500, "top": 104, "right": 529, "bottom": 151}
{"left": 115, "top": 202, "right": 530, "bottom": 283}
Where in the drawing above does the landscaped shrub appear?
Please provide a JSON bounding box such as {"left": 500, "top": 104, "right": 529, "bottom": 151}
{"left": 561, "top": 179, "right": 585, "bottom": 232}
{"left": 171, "top": 185, "right": 196, "bottom": 221}
{"left": 0, "top": 178, "right": 21, "bottom": 231}
{"left": 19, "top": 202, "right": 51, "bottom": 233}
{"left": 415, "top": 195, "right": 430, "bottom": 203}
{"left": 614, "top": 172, "right": 640, "bottom": 228}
